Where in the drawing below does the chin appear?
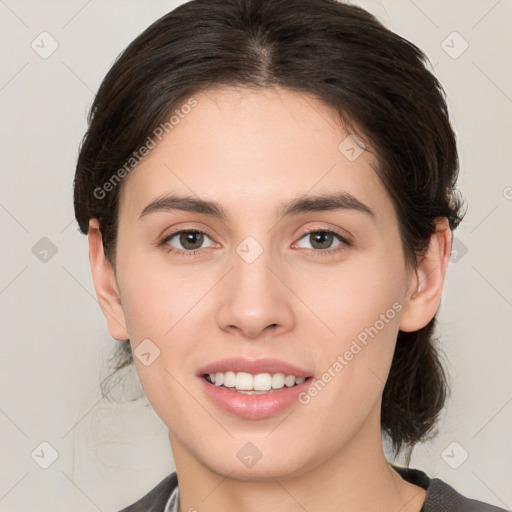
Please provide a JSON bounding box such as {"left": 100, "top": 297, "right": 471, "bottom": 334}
{"left": 201, "top": 448, "right": 312, "bottom": 482}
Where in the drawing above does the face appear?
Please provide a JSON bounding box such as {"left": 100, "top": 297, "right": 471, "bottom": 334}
{"left": 104, "top": 85, "right": 418, "bottom": 479}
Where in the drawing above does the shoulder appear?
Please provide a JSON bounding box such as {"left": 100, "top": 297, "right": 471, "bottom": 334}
{"left": 115, "top": 472, "right": 178, "bottom": 512}
{"left": 425, "top": 476, "right": 508, "bottom": 512}
{"left": 113, "top": 466, "right": 508, "bottom": 512}
{"left": 391, "top": 464, "right": 508, "bottom": 512}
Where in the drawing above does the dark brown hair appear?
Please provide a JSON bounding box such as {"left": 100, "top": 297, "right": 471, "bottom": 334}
{"left": 73, "top": 0, "right": 465, "bottom": 461}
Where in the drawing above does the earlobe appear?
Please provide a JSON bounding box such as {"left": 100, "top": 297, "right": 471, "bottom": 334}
{"left": 399, "top": 218, "right": 452, "bottom": 333}
{"left": 88, "top": 218, "right": 129, "bottom": 341}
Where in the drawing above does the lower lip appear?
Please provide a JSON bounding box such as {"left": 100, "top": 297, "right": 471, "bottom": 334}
{"left": 198, "top": 376, "right": 313, "bottom": 419}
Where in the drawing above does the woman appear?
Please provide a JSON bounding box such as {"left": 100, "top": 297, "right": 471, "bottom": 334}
{"left": 73, "top": 0, "right": 506, "bottom": 510}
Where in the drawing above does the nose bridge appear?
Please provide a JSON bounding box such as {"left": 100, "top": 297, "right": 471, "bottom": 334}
{"left": 235, "top": 234, "right": 267, "bottom": 267}
{"left": 232, "top": 232, "right": 280, "bottom": 305}
{"left": 215, "top": 231, "right": 295, "bottom": 337}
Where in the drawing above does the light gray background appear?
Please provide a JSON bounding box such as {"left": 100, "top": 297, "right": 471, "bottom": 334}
{"left": 1, "top": 0, "right": 511, "bottom": 510}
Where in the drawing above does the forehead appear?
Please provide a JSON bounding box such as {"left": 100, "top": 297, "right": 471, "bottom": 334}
{"left": 118, "top": 85, "right": 394, "bottom": 227}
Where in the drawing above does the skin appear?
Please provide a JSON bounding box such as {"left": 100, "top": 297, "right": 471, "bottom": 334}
{"left": 88, "top": 85, "right": 451, "bottom": 512}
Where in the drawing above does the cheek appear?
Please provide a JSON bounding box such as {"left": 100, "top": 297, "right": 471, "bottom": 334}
{"left": 120, "top": 280, "right": 169, "bottom": 340}
{"left": 115, "top": 252, "right": 212, "bottom": 389}
{"left": 302, "top": 245, "right": 407, "bottom": 402}
{"left": 312, "top": 250, "right": 406, "bottom": 340}
{"left": 114, "top": 237, "right": 181, "bottom": 338}
{"left": 115, "top": 260, "right": 196, "bottom": 413}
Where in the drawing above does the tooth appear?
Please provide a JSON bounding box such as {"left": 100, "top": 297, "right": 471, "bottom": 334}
{"left": 223, "top": 371, "right": 236, "bottom": 388}
{"left": 284, "top": 375, "right": 296, "bottom": 387}
{"left": 214, "top": 372, "right": 224, "bottom": 386}
{"left": 271, "top": 373, "right": 285, "bottom": 389}
{"left": 235, "top": 371, "right": 254, "bottom": 390}
{"left": 207, "top": 371, "right": 306, "bottom": 390}
{"left": 253, "top": 373, "right": 272, "bottom": 391}
{"left": 237, "top": 389, "right": 272, "bottom": 395}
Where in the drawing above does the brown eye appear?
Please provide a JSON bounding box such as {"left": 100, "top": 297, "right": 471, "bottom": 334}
{"left": 308, "top": 231, "right": 336, "bottom": 250}
{"left": 161, "top": 229, "right": 213, "bottom": 254}
{"left": 178, "top": 231, "right": 206, "bottom": 250}
{"left": 295, "top": 229, "right": 348, "bottom": 253}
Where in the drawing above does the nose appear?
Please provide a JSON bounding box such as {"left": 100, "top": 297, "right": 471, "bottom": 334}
{"left": 215, "top": 242, "right": 296, "bottom": 339}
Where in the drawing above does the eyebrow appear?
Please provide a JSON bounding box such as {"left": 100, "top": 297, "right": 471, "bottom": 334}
{"left": 138, "top": 192, "right": 375, "bottom": 221}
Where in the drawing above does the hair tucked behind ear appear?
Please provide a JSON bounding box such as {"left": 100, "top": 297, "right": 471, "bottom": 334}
{"left": 74, "top": 0, "right": 465, "bottom": 459}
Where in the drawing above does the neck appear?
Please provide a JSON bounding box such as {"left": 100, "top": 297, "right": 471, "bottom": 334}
{"left": 169, "top": 409, "right": 426, "bottom": 512}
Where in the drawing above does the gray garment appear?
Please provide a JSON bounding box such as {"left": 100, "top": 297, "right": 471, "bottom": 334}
{"left": 391, "top": 465, "right": 508, "bottom": 512}
{"left": 117, "top": 464, "right": 508, "bottom": 511}
{"left": 163, "top": 484, "right": 178, "bottom": 512}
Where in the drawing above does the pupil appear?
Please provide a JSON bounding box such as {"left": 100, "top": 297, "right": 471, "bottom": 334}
{"left": 311, "top": 232, "right": 332, "bottom": 249}
{"left": 181, "top": 231, "right": 203, "bottom": 250}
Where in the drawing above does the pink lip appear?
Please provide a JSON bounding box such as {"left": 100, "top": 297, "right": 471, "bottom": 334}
{"left": 198, "top": 374, "right": 314, "bottom": 419}
{"left": 196, "top": 357, "right": 315, "bottom": 420}
{"left": 196, "top": 357, "right": 313, "bottom": 378}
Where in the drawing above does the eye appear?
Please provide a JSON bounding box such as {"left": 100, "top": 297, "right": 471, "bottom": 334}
{"left": 160, "top": 229, "right": 214, "bottom": 255}
{"left": 294, "top": 228, "right": 351, "bottom": 256}
{"left": 159, "top": 227, "right": 351, "bottom": 257}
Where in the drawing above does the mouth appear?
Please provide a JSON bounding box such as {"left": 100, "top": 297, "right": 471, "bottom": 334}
{"left": 198, "top": 364, "right": 315, "bottom": 419}
{"left": 196, "top": 357, "right": 315, "bottom": 418}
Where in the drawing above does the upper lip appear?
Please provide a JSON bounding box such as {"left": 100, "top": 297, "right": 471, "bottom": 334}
{"left": 197, "top": 357, "right": 313, "bottom": 378}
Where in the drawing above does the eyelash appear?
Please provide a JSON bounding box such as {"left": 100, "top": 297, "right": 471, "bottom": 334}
{"left": 158, "top": 227, "right": 351, "bottom": 257}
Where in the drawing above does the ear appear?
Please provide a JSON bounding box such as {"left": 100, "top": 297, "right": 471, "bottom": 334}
{"left": 88, "top": 218, "right": 129, "bottom": 341}
{"left": 399, "top": 217, "right": 452, "bottom": 332}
